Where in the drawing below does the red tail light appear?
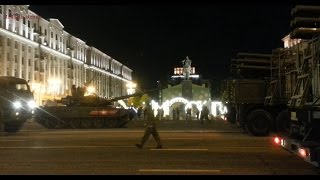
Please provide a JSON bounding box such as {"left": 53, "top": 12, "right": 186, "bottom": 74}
{"left": 274, "top": 137, "right": 281, "bottom": 144}
{"left": 299, "top": 148, "right": 309, "bottom": 157}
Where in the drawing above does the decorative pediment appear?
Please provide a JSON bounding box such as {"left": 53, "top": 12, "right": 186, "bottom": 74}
{"left": 49, "top": 18, "right": 64, "bottom": 30}
{"left": 13, "top": 5, "right": 29, "bottom": 14}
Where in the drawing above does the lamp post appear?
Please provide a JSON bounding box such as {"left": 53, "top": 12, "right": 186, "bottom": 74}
{"left": 157, "top": 80, "right": 162, "bottom": 105}
{"left": 48, "top": 78, "right": 61, "bottom": 100}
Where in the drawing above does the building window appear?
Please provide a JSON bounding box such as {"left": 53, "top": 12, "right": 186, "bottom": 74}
{"left": 14, "top": 41, "right": 18, "bottom": 49}
{"left": 51, "top": 32, "right": 53, "bottom": 38}
{"left": 45, "top": 29, "right": 47, "bottom": 35}
{"left": 23, "top": 17, "right": 26, "bottom": 24}
{"left": 14, "top": 55, "right": 17, "bottom": 63}
{"left": 56, "top": 34, "right": 58, "bottom": 40}
{"left": 22, "top": 45, "right": 25, "bottom": 51}
{"left": 7, "top": 38, "right": 10, "bottom": 46}
{"left": 7, "top": 53, "right": 9, "bottom": 61}
{"left": 60, "top": 37, "right": 62, "bottom": 42}
{"left": 23, "top": 30, "right": 26, "bottom": 37}
{"left": 15, "top": 13, "right": 20, "bottom": 21}
{"left": 28, "top": 58, "right": 31, "bottom": 66}
{"left": 22, "top": 57, "right": 24, "bottom": 65}
{"left": 28, "top": 46, "right": 31, "bottom": 53}
{"left": 28, "top": 20, "right": 30, "bottom": 28}
{"left": 0, "top": 6, "right": 2, "bottom": 14}
{"left": 8, "top": 9, "right": 12, "bottom": 17}
{"left": 28, "top": 33, "right": 30, "bottom": 39}
{"left": 33, "top": 23, "right": 36, "bottom": 29}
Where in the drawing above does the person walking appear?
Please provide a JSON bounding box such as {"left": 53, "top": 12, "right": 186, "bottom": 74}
{"left": 200, "top": 105, "right": 209, "bottom": 124}
{"left": 186, "top": 107, "right": 192, "bottom": 122}
{"left": 135, "top": 102, "right": 162, "bottom": 149}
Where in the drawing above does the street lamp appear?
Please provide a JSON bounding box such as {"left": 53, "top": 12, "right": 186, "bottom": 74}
{"left": 31, "top": 83, "right": 41, "bottom": 105}
{"left": 85, "top": 85, "right": 96, "bottom": 96}
{"left": 126, "top": 82, "right": 137, "bottom": 95}
{"left": 48, "top": 78, "right": 61, "bottom": 100}
{"left": 157, "top": 80, "right": 162, "bottom": 105}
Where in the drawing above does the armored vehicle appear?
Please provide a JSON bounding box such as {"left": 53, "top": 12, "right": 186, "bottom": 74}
{"left": 35, "top": 86, "right": 152, "bottom": 129}
{"left": 0, "top": 76, "right": 36, "bottom": 133}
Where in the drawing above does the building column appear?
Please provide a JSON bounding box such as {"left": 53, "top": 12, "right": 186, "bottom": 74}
{"left": 17, "top": 41, "right": 22, "bottom": 78}
{"left": 2, "top": 36, "right": 7, "bottom": 76}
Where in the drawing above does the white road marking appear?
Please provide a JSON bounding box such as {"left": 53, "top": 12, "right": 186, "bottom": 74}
{"left": 139, "top": 169, "right": 220, "bottom": 173}
{"left": 0, "top": 145, "right": 143, "bottom": 149}
{"left": 167, "top": 138, "right": 202, "bottom": 140}
{"left": 150, "top": 148, "right": 208, "bottom": 151}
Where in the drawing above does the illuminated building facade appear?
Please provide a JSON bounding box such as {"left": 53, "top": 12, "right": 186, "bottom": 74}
{"left": 154, "top": 65, "right": 214, "bottom": 120}
{"left": 0, "top": 5, "right": 132, "bottom": 105}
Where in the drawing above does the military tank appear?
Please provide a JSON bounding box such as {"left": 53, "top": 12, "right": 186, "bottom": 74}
{"left": 35, "top": 86, "right": 144, "bottom": 129}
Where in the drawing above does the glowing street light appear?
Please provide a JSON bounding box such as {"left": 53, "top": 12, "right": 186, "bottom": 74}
{"left": 126, "top": 82, "right": 137, "bottom": 95}
{"left": 86, "top": 86, "right": 96, "bottom": 95}
{"left": 48, "top": 78, "right": 61, "bottom": 100}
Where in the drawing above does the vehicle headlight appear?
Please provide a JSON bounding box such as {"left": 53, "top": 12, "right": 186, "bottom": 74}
{"left": 28, "top": 100, "right": 37, "bottom": 109}
{"left": 13, "top": 101, "right": 22, "bottom": 109}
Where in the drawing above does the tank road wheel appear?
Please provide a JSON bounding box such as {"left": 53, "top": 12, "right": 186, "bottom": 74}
{"left": 4, "top": 122, "right": 24, "bottom": 133}
{"left": 34, "top": 116, "right": 47, "bottom": 128}
{"left": 105, "top": 119, "right": 118, "bottom": 128}
{"left": 69, "top": 119, "right": 82, "bottom": 129}
{"left": 46, "top": 117, "right": 58, "bottom": 129}
{"left": 55, "top": 119, "right": 67, "bottom": 128}
{"left": 275, "top": 110, "right": 290, "bottom": 133}
{"left": 92, "top": 118, "right": 104, "bottom": 128}
{"left": 246, "top": 109, "right": 272, "bottom": 136}
{"left": 81, "top": 119, "right": 92, "bottom": 128}
{"left": 118, "top": 115, "right": 130, "bottom": 128}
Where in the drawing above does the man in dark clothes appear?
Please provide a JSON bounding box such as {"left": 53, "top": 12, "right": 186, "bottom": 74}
{"left": 135, "top": 102, "right": 162, "bottom": 149}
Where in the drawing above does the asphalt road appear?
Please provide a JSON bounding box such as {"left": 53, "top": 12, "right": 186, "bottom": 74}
{"left": 0, "top": 119, "right": 318, "bottom": 175}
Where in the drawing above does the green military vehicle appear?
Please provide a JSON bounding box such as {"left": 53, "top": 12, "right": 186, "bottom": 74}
{"left": 0, "top": 76, "right": 36, "bottom": 133}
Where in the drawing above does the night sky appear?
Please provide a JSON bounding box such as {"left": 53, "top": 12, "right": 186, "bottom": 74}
{"left": 29, "top": 4, "right": 294, "bottom": 90}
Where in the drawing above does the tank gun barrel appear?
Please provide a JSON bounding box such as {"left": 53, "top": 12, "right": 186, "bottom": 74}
{"left": 108, "top": 87, "right": 162, "bottom": 102}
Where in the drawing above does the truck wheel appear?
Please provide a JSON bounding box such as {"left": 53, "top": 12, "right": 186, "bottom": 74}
{"left": 227, "top": 107, "right": 236, "bottom": 124}
{"left": 275, "top": 110, "right": 290, "bottom": 133}
{"left": 246, "top": 109, "right": 272, "bottom": 136}
{"left": 4, "top": 122, "right": 24, "bottom": 133}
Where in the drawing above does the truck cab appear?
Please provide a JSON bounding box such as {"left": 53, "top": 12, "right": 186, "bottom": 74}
{"left": 0, "top": 76, "right": 36, "bottom": 133}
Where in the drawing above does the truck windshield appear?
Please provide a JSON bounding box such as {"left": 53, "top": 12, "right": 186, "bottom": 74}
{"left": 15, "top": 83, "right": 29, "bottom": 91}
{"left": 3, "top": 82, "right": 29, "bottom": 91}
{"left": 0, "top": 79, "right": 30, "bottom": 91}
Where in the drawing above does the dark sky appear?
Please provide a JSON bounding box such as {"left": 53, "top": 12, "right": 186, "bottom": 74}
{"left": 29, "top": 4, "right": 293, "bottom": 89}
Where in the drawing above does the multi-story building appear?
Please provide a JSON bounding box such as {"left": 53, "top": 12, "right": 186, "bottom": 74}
{"left": 0, "top": 5, "right": 133, "bottom": 105}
